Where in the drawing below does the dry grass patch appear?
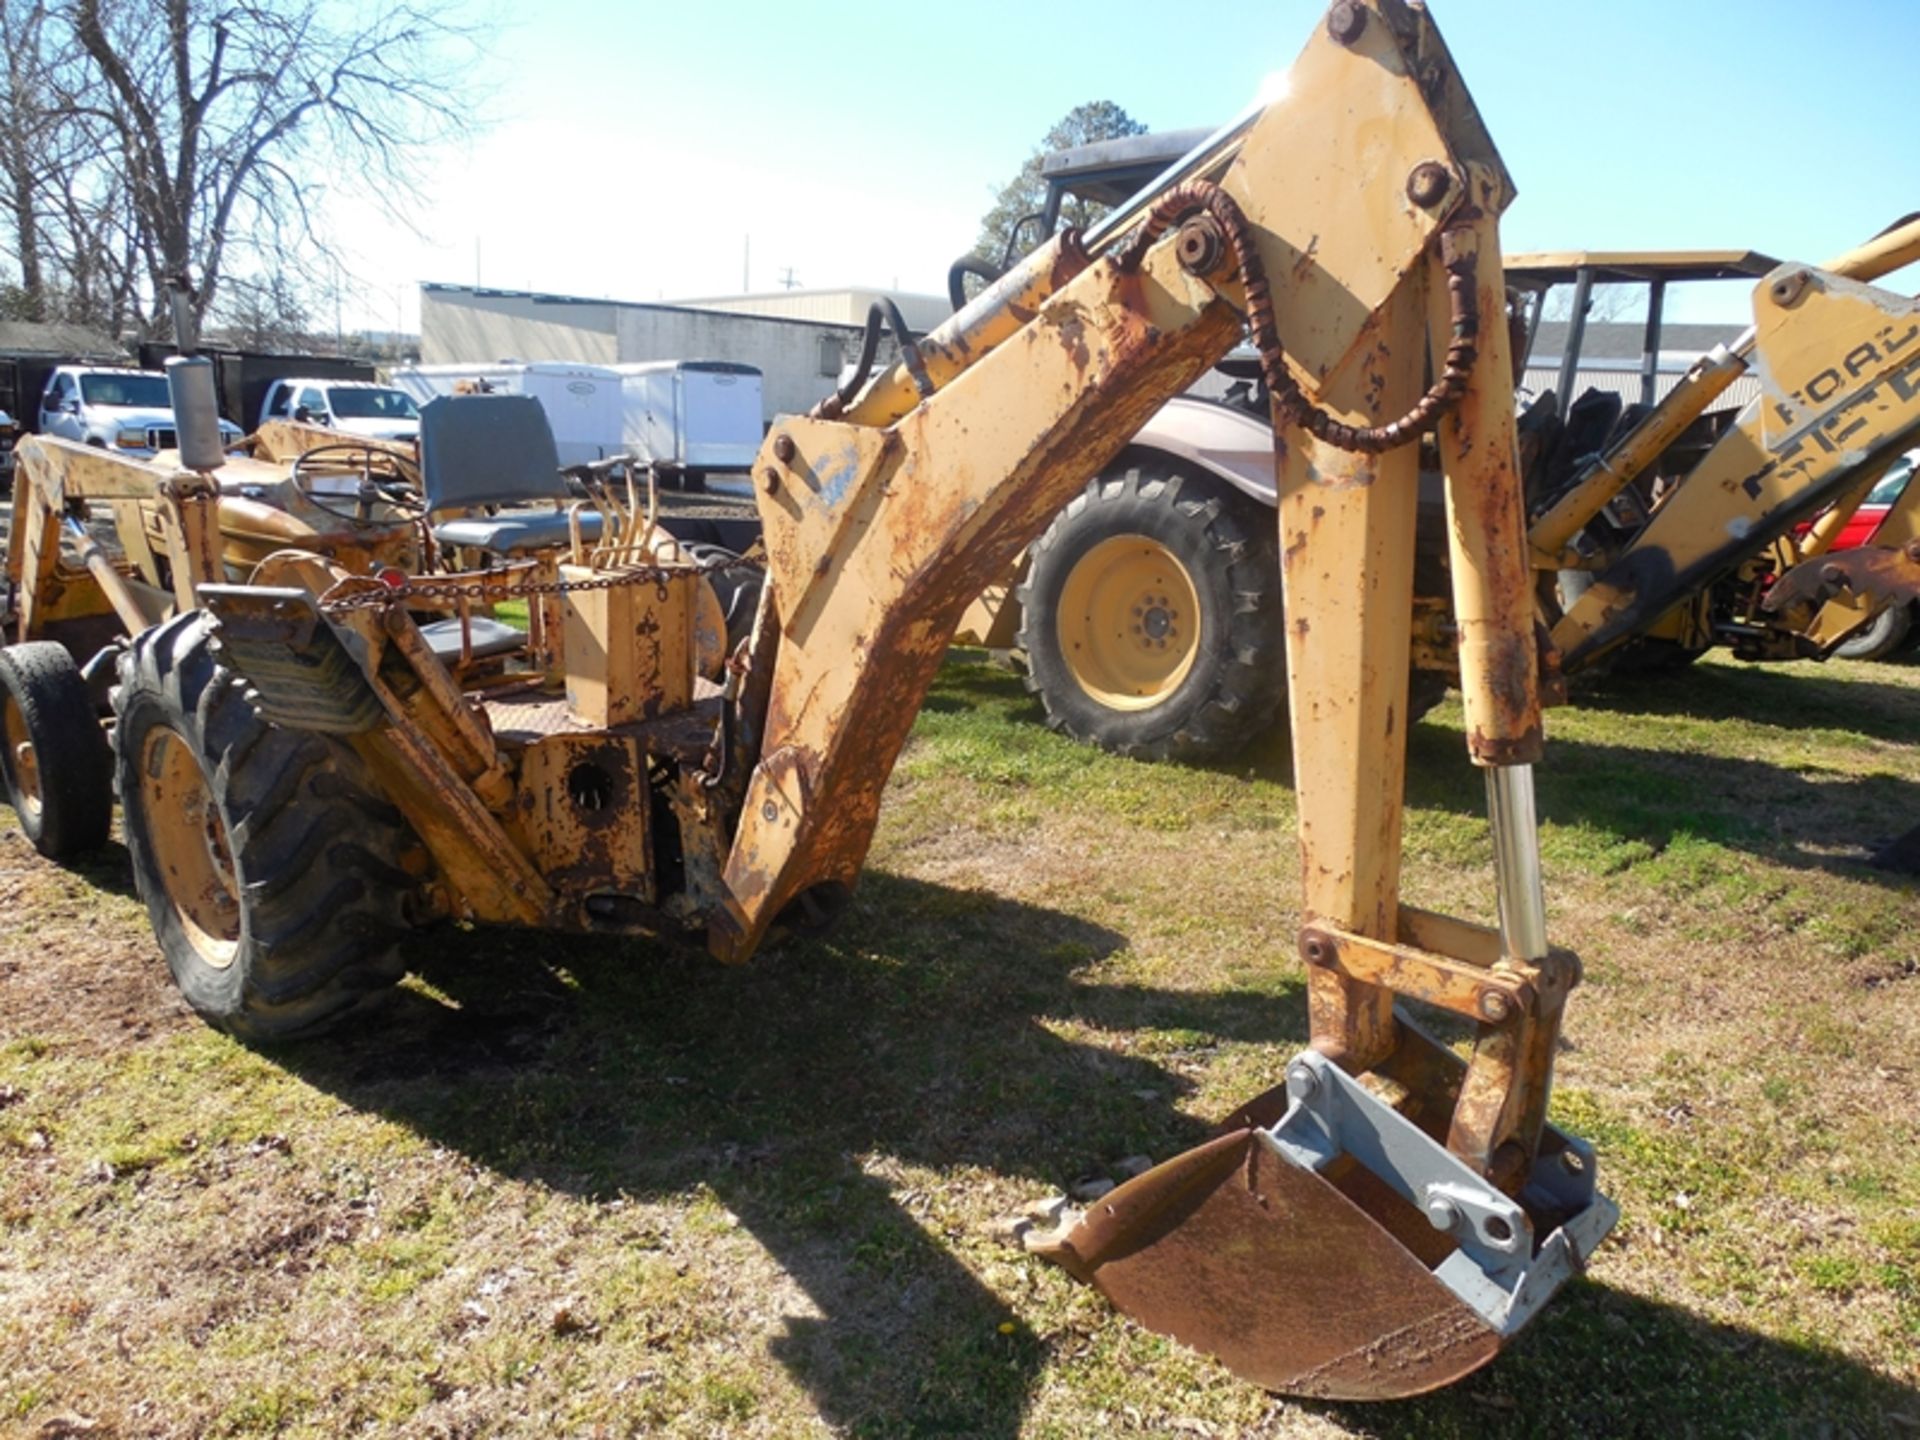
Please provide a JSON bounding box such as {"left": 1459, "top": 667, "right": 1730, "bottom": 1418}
{"left": 2, "top": 647, "right": 1918, "bottom": 1435}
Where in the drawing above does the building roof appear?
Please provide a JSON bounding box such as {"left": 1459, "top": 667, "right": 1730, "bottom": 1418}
{"left": 664, "top": 288, "right": 951, "bottom": 334}
{"left": 424, "top": 282, "right": 948, "bottom": 335}
{"left": 0, "top": 319, "right": 125, "bottom": 358}
{"left": 1531, "top": 319, "right": 1748, "bottom": 365}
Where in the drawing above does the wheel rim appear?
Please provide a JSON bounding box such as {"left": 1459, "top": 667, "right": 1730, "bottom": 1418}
{"left": 139, "top": 726, "right": 241, "bottom": 968}
{"left": 1055, "top": 535, "right": 1203, "bottom": 710}
{"left": 2, "top": 692, "right": 40, "bottom": 818}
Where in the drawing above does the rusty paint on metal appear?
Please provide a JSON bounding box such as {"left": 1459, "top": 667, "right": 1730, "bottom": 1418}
{"left": 1303, "top": 924, "right": 1534, "bottom": 1023}
{"left": 1426, "top": 209, "right": 1543, "bottom": 766}
{"left": 1039, "top": 1131, "right": 1503, "bottom": 1400}
{"left": 712, "top": 237, "right": 1243, "bottom": 960}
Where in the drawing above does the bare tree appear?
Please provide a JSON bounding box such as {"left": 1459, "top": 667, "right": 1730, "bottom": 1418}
{"left": 216, "top": 268, "right": 311, "bottom": 351}
{"left": 975, "top": 100, "right": 1147, "bottom": 266}
{"left": 0, "top": 0, "right": 482, "bottom": 341}
{"left": 0, "top": 1, "right": 66, "bottom": 320}
{"left": 1542, "top": 282, "right": 1641, "bottom": 326}
{"left": 69, "top": 0, "right": 482, "bottom": 335}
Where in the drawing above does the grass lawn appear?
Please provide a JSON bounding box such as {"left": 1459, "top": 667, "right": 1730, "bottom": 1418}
{"left": 3, "top": 648, "right": 1918, "bottom": 1437}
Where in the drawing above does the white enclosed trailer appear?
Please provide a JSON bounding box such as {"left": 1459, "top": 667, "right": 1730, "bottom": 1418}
{"left": 390, "top": 361, "right": 623, "bottom": 467}
{"left": 611, "top": 360, "right": 763, "bottom": 486}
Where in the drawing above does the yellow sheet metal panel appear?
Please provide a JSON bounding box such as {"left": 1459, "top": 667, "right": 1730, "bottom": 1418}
{"left": 560, "top": 565, "right": 696, "bottom": 728}
{"left": 513, "top": 733, "right": 653, "bottom": 901}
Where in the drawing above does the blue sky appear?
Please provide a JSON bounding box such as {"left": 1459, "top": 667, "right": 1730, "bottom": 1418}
{"left": 338, "top": 1, "right": 1919, "bottom": 331}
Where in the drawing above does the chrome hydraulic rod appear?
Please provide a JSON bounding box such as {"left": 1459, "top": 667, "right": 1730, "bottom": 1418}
{"left": 1485, "top": 765, "right": 1548, "bottom": 963}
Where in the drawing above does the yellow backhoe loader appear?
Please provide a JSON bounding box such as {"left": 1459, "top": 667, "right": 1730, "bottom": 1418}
{"left": 4, "top": 0, "right": 1634, "bottom": 1399}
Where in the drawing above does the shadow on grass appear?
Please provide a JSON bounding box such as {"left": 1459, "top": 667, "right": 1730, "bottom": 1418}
{"left": 1403, "top": 719, "right": 1920, "bottom": 887}
{"left": 66, "top": 837, "right": 142, "bottom": 902}
{"left": 269, "top": 871, "right": 1920, "bottom": 1433}
{"left": 276, "top": 871, "right": 1306, "bottom": 1435}
{"left": 1327, "top": 1278, "right": 1920, "bottom": 1439}
{"left": 1572, "top": 654, "right": 1919, "bottom": 747}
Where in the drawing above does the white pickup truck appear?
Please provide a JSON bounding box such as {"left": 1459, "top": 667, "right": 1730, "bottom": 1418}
{"left": 258, "top": 377, "right": 420, "bottom": 443}
{"left": 38, "top": 365, "right": 242, "bottom": 457}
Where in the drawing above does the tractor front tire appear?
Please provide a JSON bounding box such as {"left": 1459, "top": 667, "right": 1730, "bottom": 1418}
{"left": 1017, "top": 463, "right": 1286, "bottom": 762}
{"left": 1833, "top": 603, "right": 1912, "bottom": 662}
{"left": 114, "top": 613, "right": 420, "bottom": 1041}
{"left": 0, "top": 641, "right": 112, "bottom": 858}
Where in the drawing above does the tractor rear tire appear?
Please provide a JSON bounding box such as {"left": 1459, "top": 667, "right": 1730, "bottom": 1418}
{"left": 1017, "top": 463, "right": 1286, "bottom": 762}
{"left": 113, "top": 613, "right": 420, "bottom": 1042}
{"left": 0, "top": 641, "right": 112, "bottom": 858}
{"left": 1833, "top": 603, "right": 1912, "bottom": 662}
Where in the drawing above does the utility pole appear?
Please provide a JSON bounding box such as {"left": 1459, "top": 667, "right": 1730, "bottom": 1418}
{"left": 742, "top": 235, "right": 750, "bottom": 292}
{"left": 778, "top": 267, "right": 800, "bottom": 290}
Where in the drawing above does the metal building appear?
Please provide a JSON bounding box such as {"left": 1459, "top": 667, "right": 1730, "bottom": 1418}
{"left": 419, "top": 283, "right": 945, "bottom": 423}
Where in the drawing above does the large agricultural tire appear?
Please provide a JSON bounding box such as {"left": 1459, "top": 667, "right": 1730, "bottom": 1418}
{"left": 0, "top": 641, "right": 113, "bottom": 858}
{"left": 113, "top": 613, "right": 420, "bottom": 1042}
{"left": 1833, "top": 603, "right": 1912, "bottom": 662}
{"left": 1017, "top": 463, "right": 1287, "bottom": 762}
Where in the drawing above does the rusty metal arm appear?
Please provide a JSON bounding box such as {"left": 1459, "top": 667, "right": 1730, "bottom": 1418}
{"left": 700, "top": 1, "right": 1614, "bottom": 1400}
{"left": 1528, "top": 341, "right": 1749, "bottom": 564}
{"left": 1764, "top": 467, "right": 1920, "bottom": 648}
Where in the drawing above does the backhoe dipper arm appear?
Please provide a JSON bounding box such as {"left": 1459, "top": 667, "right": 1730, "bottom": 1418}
{"left": 713, "top": 1, "right": 1613, "bottom": 1399}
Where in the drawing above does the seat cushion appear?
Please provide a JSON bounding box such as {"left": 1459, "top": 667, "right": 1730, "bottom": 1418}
{"left": 433, "top": 509, "right": 603, "bottom": 554}
{"left": 418, "top": 615, "right": 526, "bottom": 664}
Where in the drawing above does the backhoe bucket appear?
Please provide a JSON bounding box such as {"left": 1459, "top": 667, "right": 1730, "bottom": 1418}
{"left": 1035, "top": 1047, "right": 1616, "bottom": 1400}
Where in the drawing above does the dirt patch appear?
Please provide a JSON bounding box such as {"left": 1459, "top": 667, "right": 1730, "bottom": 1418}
{"left": 0, "top": 829, "right": 193, "bottom": 1053}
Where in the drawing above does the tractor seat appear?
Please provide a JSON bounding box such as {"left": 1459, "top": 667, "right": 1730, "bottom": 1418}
{"left": 419, "top": 394, "right": 607, "bottom": 556}
{"left": 432, "top": 509, "right": 604, "bottom": 555}
{"left": 418, "top": 615, "right": 526, "bottom": 665}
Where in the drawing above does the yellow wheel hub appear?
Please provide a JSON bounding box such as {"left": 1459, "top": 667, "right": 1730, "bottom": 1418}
{"left": 3, "top": 693, "right": 39, "bottom": 818}
{"left": 140, "top": 727, "right": 241, "bottom": 969}
{"left": 1056, "top": 536, "right": 1202, "bottom": 710}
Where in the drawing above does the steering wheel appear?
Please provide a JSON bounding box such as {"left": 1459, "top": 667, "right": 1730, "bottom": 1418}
{"left": 288, "top": 442, "right": 424, "bottom": 527}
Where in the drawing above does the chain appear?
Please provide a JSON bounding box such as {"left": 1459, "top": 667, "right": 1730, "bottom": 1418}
{"left": 1114, "top": 181, "right": 1479, "bottom": 455}
{"left": 318, "top": 554, "right": 763, "bottom": 615}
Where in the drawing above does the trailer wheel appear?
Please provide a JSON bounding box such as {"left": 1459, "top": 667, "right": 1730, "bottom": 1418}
{"left": 1833, "top": 603, "right": 1912, "bottom": 662}
{"left": 114, "top": 613, "right": 420, "bottom": 1041}
{"left": 0, "top": 642, "right": 112, "bottom": 858}
{"left": 1018, "top": 463, "right": 1287, "bottom": 762}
